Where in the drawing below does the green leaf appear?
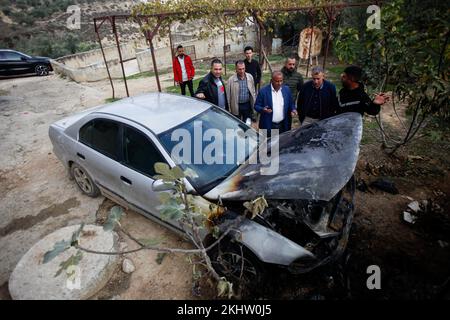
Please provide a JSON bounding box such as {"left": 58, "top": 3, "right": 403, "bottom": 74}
{"left": 156, "top": 252, "right": 167, "bottom": 265}
{"left": 158, "top": 192, "right": 173, "bottom": 203}
{"left": 70, "top": 223, "right": 85, "bottom": 246}
{"left": 139, "top": 237, "right": 163, "bottom": 247}
{"left": 212, "top": 226, "right": 220, "bottom": 239}
{"left": 158, "top": 198, "right": 185, "bottom": 221}
{"left": 103, "top": 206, "right": 125, "bottom": 232}
{"left": 171, "top": 166, "right": 185, "bottom": 179}
{"left": 154, "top": 162, "right": 171, "bottom": 177}
{"left": 154, "top": 162, "right": 185, "bottom": 181}
{"left": 55, "top": 250, "right": 83, "bottom": 277}
{"left": 217, "top": 278, "right": 234, "bottom": 299}
{"left": 243, "top": 196, "right": 268, "bottom": 219}
{"left": 43, "top": 239, "right": 71, "bottom": 264}
{"left": 192, "top": 268, "right": 202, "bottom": 280}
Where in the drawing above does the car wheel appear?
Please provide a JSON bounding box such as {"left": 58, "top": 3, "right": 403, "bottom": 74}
{"left": 35, "top": 64, "right": 49, "bottom": 76}
{"left": 70, "top": 163, "right": 100, "bottom": 197}
{"left": 208, "top": 239, "right": 266, "bottom": 296}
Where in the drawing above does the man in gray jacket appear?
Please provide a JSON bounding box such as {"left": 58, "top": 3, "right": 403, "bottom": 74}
{"left": 226, "top": 60, "right": 256, "bottom": 122}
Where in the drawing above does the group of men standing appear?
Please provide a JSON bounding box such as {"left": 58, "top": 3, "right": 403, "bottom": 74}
{"left": 188, "top": 46, "right": 262, "bottom": 123}
{"left": 172, "top": 45, "right": 261, "bottom": 121}
{"left": 172, "top": 44, "right": 389, "bottom": 135}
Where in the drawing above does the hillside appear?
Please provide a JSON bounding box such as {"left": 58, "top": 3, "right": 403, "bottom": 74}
{"left": 0, "top": 0, "right": 143, "bottom": 58}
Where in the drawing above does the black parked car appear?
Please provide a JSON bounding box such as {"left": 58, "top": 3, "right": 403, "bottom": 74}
{"left": 0, "top": 49, "right": 53, "bottom": 77}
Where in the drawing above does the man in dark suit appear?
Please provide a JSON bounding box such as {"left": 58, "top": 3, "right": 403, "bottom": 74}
{"left": 297, "top": 66, "right": 339, "bottom": 126}
{"left": 254, "top": 71, "right": 297, "bottom": 136}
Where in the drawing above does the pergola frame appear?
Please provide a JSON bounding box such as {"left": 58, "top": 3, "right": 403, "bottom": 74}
{"left": 93, "top": 2, "right": 380, "bottom": 98}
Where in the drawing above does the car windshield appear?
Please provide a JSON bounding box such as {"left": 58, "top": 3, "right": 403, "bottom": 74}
{"left": 158, "top": 107, "right": 258, "bottom": 193}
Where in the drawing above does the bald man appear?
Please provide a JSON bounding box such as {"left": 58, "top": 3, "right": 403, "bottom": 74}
{"left": 254, "top": 71, "right": 297, "bottom": 136}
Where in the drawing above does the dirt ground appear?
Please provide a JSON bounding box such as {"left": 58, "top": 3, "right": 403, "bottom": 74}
{"left": 259, "top": 99, "right": 450, "bottom": 300}
{"left": 0, "top": 73, "right": 198, "bottom": 300}
{"left": 0, "top": 71, "right": 449, "bottom": 300}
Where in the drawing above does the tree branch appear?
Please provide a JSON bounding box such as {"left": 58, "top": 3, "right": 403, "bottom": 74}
{"left": 75, "top": 215, "right": 245, "bottom": 259}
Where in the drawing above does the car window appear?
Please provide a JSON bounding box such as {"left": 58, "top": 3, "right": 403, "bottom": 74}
{"left": 123, "top": 126, "right": 166, "bottom": 177}
{"left": 2, "top": 52, "right": 22, "bottom": 61}
{"left": 158, "top": 107, "right": 258, "bottom": 193}
{"left": 79, "top": 119, "right": 120, "bottom": 160}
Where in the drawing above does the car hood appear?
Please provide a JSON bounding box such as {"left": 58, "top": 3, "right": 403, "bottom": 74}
{"left": 31, "top": 56, "right": 50, "bottom": 60}
{"left": 26, "top": 56, "right": 51, "bottom": 63}
{"left": 203, "top": 112, "right": 363, "bottom": 202}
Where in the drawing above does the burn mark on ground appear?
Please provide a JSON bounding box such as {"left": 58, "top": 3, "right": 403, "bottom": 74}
{"left": 0, "top": 197, "right": 80, "bottom": 237}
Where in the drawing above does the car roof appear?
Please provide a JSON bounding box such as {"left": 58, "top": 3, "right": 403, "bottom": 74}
{"left": 0, "top": 49, "right": 21, "bottom": 53}
{"left": 0, "top": 49, "right": 29, "bottom": 56}
{"left": 93, "top": 92, "right": 212, "bottom": 134}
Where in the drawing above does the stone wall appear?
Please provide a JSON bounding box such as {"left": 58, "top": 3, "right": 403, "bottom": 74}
{"left": 53, "top": 26, "right": 257, "bottom": 82}
{"left": 137, "top": 26, "right": 257, "bottom": 72}
{"left": 51, "top": 58, "right": 125, "bottom": 82}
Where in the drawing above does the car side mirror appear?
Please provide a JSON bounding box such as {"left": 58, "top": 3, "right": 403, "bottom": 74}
{"left": 151, "top": 179, "right": 174, "bottom": 192}
{"left": 20, "top": 57, "right": 27, "bottom": 61}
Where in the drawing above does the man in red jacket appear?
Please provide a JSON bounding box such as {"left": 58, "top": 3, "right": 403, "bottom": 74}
{"left": 172, "top": 45, "right": 195, "bottom": 96}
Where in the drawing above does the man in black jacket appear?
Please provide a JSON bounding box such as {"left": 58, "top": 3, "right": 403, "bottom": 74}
{"left": 281, "top": 56, "right": 304, "bottom": 103}
{"left": 195, "top": 58, "right": 228, "bottom": 110}
{"left": 297, "top": 66, "right": 338, "bottom": 125}
{"left": 338, "top": 66, "right": 389, "bottom": 116}
{"left": 243, "top": 46, "right": 261, "bottom": 90}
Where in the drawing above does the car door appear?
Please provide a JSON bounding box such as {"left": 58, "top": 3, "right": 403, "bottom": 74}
{"left": 1, "top": 51, "right": 29, "bottom": 75}
{"left": 118, "top": 124, "right": 184, "bottom": 233}
{"left": 76, "top": 118, "right": 128, "bottom": 207}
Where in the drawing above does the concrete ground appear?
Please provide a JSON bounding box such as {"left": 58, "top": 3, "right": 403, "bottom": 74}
{"left": 0, "top": 73, "right": 201, "bottom": 299}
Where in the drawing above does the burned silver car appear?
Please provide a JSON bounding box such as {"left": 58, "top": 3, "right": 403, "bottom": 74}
{"left": 49, "top": 93, "right": 362, "bottom": 284}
